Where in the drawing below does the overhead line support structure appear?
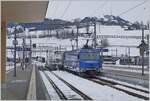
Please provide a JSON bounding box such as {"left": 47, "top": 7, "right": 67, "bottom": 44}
{"left": 76, "top": 24, "right": 79, "bottom": 50}
{"left": 13, "top": 26, "right": 17, "bottom": 77}
{"left": 93, "top": 21, "right": 97, "bottom": 49}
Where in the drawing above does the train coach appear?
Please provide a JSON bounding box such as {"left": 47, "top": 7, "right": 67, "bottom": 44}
{"left": 63, "top": 46, "right": 103, "bottom": 74}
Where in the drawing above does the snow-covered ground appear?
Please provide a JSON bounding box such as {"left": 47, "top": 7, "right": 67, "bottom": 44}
{"left": 115, "top": 85, "right": 149, "bottom": 98}
{"left": 103, "top": 64, "right": 148, "bottom": 69}
{"left": 103, "top": 67, "right": 149, "bottom": 74}
{"left": 53, "top": 70, "right": 146, "bottom": 101}
{"left": 100, "top": 77, "right": 149, "bottom": 91}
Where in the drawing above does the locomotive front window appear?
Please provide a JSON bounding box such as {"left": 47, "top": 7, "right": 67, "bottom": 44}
{"left": 80, "top": 52, "right": 99, "bottom": 60}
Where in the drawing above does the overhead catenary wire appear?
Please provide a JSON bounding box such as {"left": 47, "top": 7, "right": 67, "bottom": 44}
{"left": 47, "top": 0, "right": 55, "bottom": 18}
{"left": 60, "top": 0, "right": 72, "bottom": 19}
{"left": 90, "top": 0, "right": 109, "bottom": 17}
{"left": 51, "top": 1, "right": 60, "bottom": 18}
{"left": 134, "top": 7, "right": 146, "bottom": 21}
{"left": 118, "top": 0, "right": 149, "bottom": 16}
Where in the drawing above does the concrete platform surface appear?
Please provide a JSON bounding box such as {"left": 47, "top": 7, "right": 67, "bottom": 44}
{"left": 1, "top": 64, "right": 33, "bottom": 100}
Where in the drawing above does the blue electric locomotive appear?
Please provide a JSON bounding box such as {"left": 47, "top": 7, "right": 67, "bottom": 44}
{"left": 63, "top": 46, "right": 102, "bottom": 73}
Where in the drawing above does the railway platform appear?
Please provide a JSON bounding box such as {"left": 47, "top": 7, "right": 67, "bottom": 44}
{"left": 1, "top": 63, "right": 47, "bottom": 100}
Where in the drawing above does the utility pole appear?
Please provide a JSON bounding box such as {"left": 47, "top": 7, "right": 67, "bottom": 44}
{"left": 141, "top": 27, "right": 144, "bottom": 76}
{"left": 146, "top": 34, "right": 149, "bottom": 68}
{"left": 22, "top": 38, "right": 25, "bottom": 70}
{"left": 70, "top": 39, "right": 73, "bottom": 50}
{"left": 86, "top": 22, "right": 89, "bottom": 35}
{"left": 125, "top": 48, "right": 127, "bottom": 56}
{"left": 30, "top": 35, "right": 32, "bottom": 64}
{"left": 25, "top": 41, "right": 27, "bottom": 68}
{"left": 128, "top": 47, "right": 130, "bottom": 67}
{"left": 33, "top": 43, "right": 36, "bottom": 60}
{"left": 101, "top": 40, "right": 104, "bottom": 65}
{"left": 116, "top": 48, "right": 118, "bottom": 57}
{"left": 46, "top": 50, "right": 48, "bottom": 66}
{"left": 13, "top": 26, "right": 17, "bottom": 77}
{"left": 93, "top": 21, "right": 97, "bottom": 48}
{"left": 40, "top": 45, "right": 42, "bottom": 57}
{"left": 71, "top": 30, "right": 74, "bottom": 50}
{"left": 76, "top": 25, "right": 79, "bottom": 50}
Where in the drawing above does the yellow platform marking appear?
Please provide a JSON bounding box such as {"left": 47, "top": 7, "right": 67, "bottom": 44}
{"left": 26, "top": 64, "right": 36, "bottom": 100}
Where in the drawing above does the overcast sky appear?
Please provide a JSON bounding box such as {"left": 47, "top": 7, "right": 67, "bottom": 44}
{"left": 46, "top": 0, "right": 150, "bottom": 23}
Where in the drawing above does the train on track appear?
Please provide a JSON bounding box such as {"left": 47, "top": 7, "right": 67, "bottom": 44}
{"left": 63, "top": 41, "right": 104, "bottom": 74}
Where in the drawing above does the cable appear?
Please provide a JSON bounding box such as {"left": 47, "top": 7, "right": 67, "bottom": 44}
{"left": 134, "top": 7, "right": 146, "bottom": 21}
{"left": 47, "top": 0, "right": 55, "bottom": 18}
{"left": 90, "top": 0, "right": 109, "bottom": 17}
{"left": 52, "top": 1, "right": 59, "bottom": 17}
{"left": 119, "top": 0, "right": 149, "bottom": 16}
{"left": 60, "top": 0, "right": 72, "bottom": 19}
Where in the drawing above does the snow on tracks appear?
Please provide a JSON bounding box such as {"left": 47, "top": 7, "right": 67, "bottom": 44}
{"left": 53, "top": 70, "right": 147, "bottom": 101}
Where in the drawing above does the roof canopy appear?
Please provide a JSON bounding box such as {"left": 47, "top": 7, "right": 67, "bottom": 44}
{"left": 2, "top": 1, "right": 49, "bottom": 23}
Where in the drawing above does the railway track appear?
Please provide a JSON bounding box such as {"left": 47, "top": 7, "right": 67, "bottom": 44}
{"left": 95, "top": 76, "right": 149, "bottom": 93}
{"left": 43, "top": 70, "right": 92, "bottom": 100}
{"left": 65, "top": 69, "right": 149, "bottom": 100}
{"left": 43, "top": 72, "right": 67, "bottom": 100}
{"left": 50, "top": 71, "right": 93, "bottom": 100}
{"left": 89, "top": 78, "right": 149, "bottom": 100}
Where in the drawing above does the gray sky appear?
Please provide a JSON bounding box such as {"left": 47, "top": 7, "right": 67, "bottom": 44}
{"left": 46, "top": 0, "right": 150, "bottom": 23}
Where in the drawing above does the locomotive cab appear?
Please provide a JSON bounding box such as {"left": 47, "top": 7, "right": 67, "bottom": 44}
{"left": 79, "top": 48, "right": 101, "bottom": 73}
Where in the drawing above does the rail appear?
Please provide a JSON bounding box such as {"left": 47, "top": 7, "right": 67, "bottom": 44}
{"left": 90, "top": 78, "right": 149, "bottom": 100}
{"left": 65, "top": 69, "right": 149, "bottom": 100}
{"left": 51, "top": 71, "right": 93, "bottom": 100}
{"left": 43, "top": 72, "right": 67, "bottom": 100}
{"left": 96, "top": 76, "right": 149, "bottom": 93}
